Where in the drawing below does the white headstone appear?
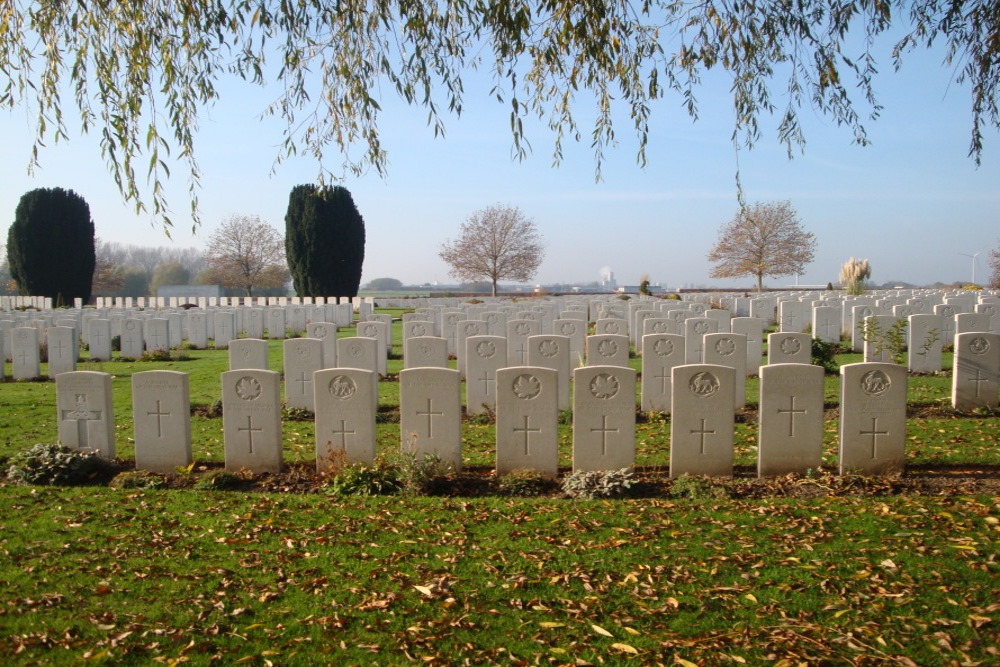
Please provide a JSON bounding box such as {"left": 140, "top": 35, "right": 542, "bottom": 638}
{"left": 11, "top": 327, "right": 41, "bottom": 379}
{"left": 222, "top": 369, "right": 283, "bottom": 473}
{"left": 669, "top": 364, "right": 735, "bottom": 477}
{"left": 684, "top": 317, "right": 718, "bottom": 363}
{"left": 465, "top": 335, "right": 507, "bottom": 415}
{"left": 405, "top": 336, "right": 449, "bottom": 369}
{"left": 132, "top": 370, "right": 192, "bottom": 473}
{"left": 527, "top": 335, "right": 571, "bottom": 410}
{"left": 283, "top": 338, "right": 324, "bottom": 411}
{"left": 306, "top": 321, "right": 339, "bottom": 368}
{"left": 496, "top": 367, "right": 559, "bottom": 477}
{"left": 145, "top": 318, "right": 170, "bottom": 353}
{"left": 506, "top": 319, "right": 540, "bottom": 366}
{"left": 838, "top": 362, "right": 907, "bottom": 476}
{"left": 586, "top": 334, "right": 630, "bottom": 367}
{"left": 952, "top": 333, "right": 1000, "bottom": 410}
{"left": 314, "top": 368, "right": 377, "bottom": 471}
{"left": 731, "top": 316, "right": 765, "bottom": 376}
{"left": 907, "top": 314, "right": 944, "bottom": 373}
{"left": 640, "top": 333, "right": 685, "bottom": 413}
{"left": 400, "top": 367, "right": 462, "bottom": 469}
{"left": 47, "top": 326, "right": 77, "bottom": 376}
{"left": 758, "top": 363, "right": 824, "bottom": 476}
{"left": 56, "top": 371, "right": 115, "bottom": 457}
{"left": 767, "top": 332, "right": 812, "bottom": 365}
{"left": 572, "top": 366, "right": 636, "bottom": 472}
{"left": 702, "top": 332, "right": 748, "bottom": 410}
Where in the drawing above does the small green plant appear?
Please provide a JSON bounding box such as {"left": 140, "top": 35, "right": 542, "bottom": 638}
{"left": 561, "top": 468, "right": 636, "bottom": 500}
{"left": 193, "top": 470, "right": 242, "bottom": 491}
{"left": 811, "top": 338, "right": 842, "bottom": 374}
{"left": 465, "top": 405, "right": 495, "bottom": 425}
{"left": 557, "top": 408, "right": 573, "bottom": 425}
{"left": 861, "top": 317, "right": 908, "bottom": 364}
{"left": 282, "top": 406, "right": 314, "bottom": 421}
{"left": 398, "top": 452, "right": 454, "bottom": 496}
{"left": 667, "top": 474, "right": 731, "bottom": 500}
{"left": 6, "top": 443, "right": 118, "bottom": 486}
{"left": 326, "top": 456, "right": 403, "bottom": 496}
{"left": 109, "top": 470, "right": 166, "bottom": 490}
{"left": 498, "top": 468, "right": 558, "bottom": 497}
{"left": 138, "top": 349, "right": 173, "bottom": 362}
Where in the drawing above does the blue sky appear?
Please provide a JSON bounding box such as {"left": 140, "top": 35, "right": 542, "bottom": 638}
{"left": 1, "top": 32, "right": 997, "bottom": 290}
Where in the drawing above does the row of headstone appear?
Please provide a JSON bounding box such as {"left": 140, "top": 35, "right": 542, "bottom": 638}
{"left": 55, "top": 361, "right": 910, "bottom": 479}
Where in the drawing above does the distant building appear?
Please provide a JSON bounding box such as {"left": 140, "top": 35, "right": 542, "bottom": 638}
{"left": 157, "top": 284, "right": 222, "bottom": 299}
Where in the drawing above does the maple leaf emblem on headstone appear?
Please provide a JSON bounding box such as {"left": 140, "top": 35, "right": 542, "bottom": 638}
{"left": 538, "top": 340, "right": 559, "bottom": 357}
{"left": 235, "top": 376, "right": 262, "bottom": 400}
{"left": 512, "top": 374, "right": 541, "bottom": 399}
{"left": 589, "top": 373, "right": 619, "bottom": 399}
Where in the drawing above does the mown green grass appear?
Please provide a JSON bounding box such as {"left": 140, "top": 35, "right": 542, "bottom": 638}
{"left": 0, "top": 488, "right": 994, "bottom": 664}
{"left": 1, "top": 311, "right": 998, "bottom": 664}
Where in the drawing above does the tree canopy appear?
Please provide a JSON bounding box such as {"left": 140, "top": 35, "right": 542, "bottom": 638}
{"left": 285, "top": 185, "right": 366, "bottom": 300}
{"left": 439, "top": 204, "right": 544, "bottom": 296}
{"left": 707, "top": 200, "right": 815, "bottom": 292}
{"left": 204, "top": 215, "right": 289, "bottom": 297}
{"left": 6, "top": 187, "right": 96, "bottom": 303}
{"left": 2, "top": 1, "right": 996, "bottom": 231}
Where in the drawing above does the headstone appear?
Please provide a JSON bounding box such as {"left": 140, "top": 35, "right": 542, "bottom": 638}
{"left": 47, "top": 326, "right": 77, "bottom": 377}
{"left": 955, "top": 312, "right": 991, "bottom": 336}
{"left": 455, "top": 320, "right": 484, "bottom": 379}
{"left": 405, "top": 336, "right": 449, "bottom": 369}
{"left": 245, "top": 308, "right": 265, "bottom": 339}
{"left": 56, "top": 371, "right": 115, "bottom": 457}
{"left": 862, "top": 315, "right": 899, "bottom": 363}
{"left": 952, "top": 333, "right": 1000, "bottom": 410}
{"left": 594, "top": 318, "right": 628, "bottom": 337}
{"left": 11, "top": 327, "right": 41, "bottom": 379}
{"left": 357, "top": 320, "right": 388, "bottom": 376}
{"left": 702, "top": 332, "right": 748, "bottom": 410}
{"left": 527, "top": 335, "right": 570, "bottom": 409}
{"left": 767, "top": 332, "right": 812, "bottom": 365}
{"left": 731, "top": 316, "right": 765, "bottom": 376}
{"left": 669, "top": 364, "right": 735, "bottom": 477}
{"left": 399, "top": 367, "right": 462, "bottom": 469}
{"left": 572, "top": 366, "right": 636, "bottom": 472}
{"left": 305, "top": 321, "right": 338, "bottom": 368}
{"left": 812, "top": 306, "right": 841, "bottom": 344}
{"left": 283, "top": 338, "right": 324, "bottom": 411}
{"left": 554, "top": 318, "right": 586, "bottom": 367}
{"left": 683, "top": 317, "right": 718, "bottom": 363}
{"left": 213, "top": 311, "right": 236, "bottom": 349}
{"left": 838, "top": 362, "right": 907, "bottom": 476}
{"left": 704, "top": 309, "right": 732, "bottom": 334}
{"left": 132, "top": 370, "right": 192, "bottom": 473}
{"left": 229, "top": 338, "right": 269, "bottom": 370}
{"left": 120, "top": 319, "right": 144, "bottom": 358}
{"left": 267, "top": 308, "right": 286, "bottom": 339}
{"left": 495, "top": 367, "right": 559, "bottom": 477}
{"left": 187, "top": 312, "right": 209, "bottom": 349}
{"left": 465, "top": 335, "right": 507, "bottom": 415}
{"left": 851, "top": 304, "right": 876, "bottom": 352}
{"left": 221, "top": 369, "right": 283, "bottom": 473}
{"left": 640, "top": 333, "right": 685, "bottom": 413}
{"left": 506, "top": 319, "right": 540, "bottom": 366}
{"left": 586, "top": 334, "right": 630, "bottom": 367}
{"left": 908, "top": 314, "right": 943, "bottom": 373}
{"left": 314, "top": 368, "right": 377, "bottom": 471}
{"left": 757, "top": 363, "right": 824, "bottom": 476}
{"left": 145, "top": 318, "right": 170, "bottom": 353}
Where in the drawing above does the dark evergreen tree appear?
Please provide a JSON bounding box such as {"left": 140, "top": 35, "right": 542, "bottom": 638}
{"left": 285, "top": 185, "right": 366, "bottom": 300}
{"left": 6, "top": 187, "right": 96, "bottom": 304}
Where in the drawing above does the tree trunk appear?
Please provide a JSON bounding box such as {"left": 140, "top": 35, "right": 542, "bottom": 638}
{"left": 491, "top": 279, "right": 498, "bottom": 297}
{"left": 756, "top": 273, "right": 764, "bottom": 293}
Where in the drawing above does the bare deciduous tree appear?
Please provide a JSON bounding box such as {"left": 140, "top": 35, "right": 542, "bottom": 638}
{"left": 204, "top": 215, "right": 289, "bottom": 296}
{"left": 707, "top": 201, "right": 816, "bottom": 292}
{"left": 990, "top": 243, "right": 1000, "bottom": 289}
{"left": 439, "top": 205, "right": 545, "bottom": 297}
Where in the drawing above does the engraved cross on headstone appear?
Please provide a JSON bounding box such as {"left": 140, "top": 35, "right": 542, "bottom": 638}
{"left": 690, "top": 418, "right": 716, "bottom": 454}
{"left": 513, "top": 415, "right": 541, "bottom": 456}
{"left": 238, "top": 415, "right": 263, "bottom": 454}
{"left": 777, "top": 395, "right": 807, "bottom": 437}
{"left": 655, "top": 367, "right": 671, "bottom": 393}
{"left": 478, "top": 370, "right": 494, "bottom": 395}
{"left": 330, "top": 419, "right": 355, "bottom": 448}
{"left": 860, "top": 417, "right": 888, "bottom": 458}
{"left": 590, "top": 415, "right": 619, "bottom": 456}
{"left": 416, "top": 398, "right": 443, "bottom": 438}
{"left": 147, "top": 400, "right": 171, "bottom": 438}
{"left": 969, "top": 368, "right": 990, "bottom": 398}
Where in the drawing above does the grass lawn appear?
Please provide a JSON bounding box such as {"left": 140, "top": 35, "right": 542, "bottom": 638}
{"left": 1, "top": 310, "right": 998, "bottom": 664}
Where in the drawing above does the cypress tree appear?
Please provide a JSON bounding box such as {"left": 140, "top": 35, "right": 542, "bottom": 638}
{"left": 6, "top": 187, "right": 96, "bottom": 305}
{"left": 285, "top": 185, "right": 366, "bottom": 299}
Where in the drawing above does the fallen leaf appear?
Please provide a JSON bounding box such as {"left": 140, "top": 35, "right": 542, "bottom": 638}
{"left": 413, "top": 585, "right": 433, "bottom": 597}
{"left": 612, "top": 643, "right": 639, "bottom": 654}
{"left": 592, "top": 624, "right": 614, "bottom": 637}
